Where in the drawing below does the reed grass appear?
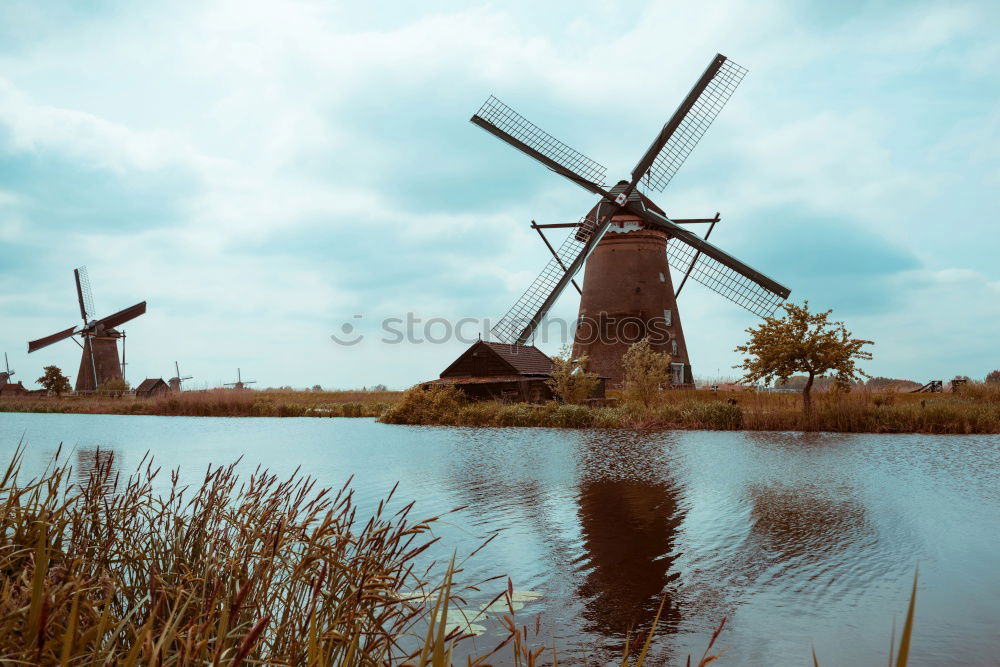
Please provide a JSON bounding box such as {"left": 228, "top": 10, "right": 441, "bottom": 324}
{"left": 381, "top": 383, "right": 1000, "bottom": 433}
{"left": 0, "top": 444, "right": 730, "bottom": 665}
{"left": 0, "top": 444, "right": 482, "bottom": 664}
{"left": 0, "top": 389, "right": 400, "bottom": 418}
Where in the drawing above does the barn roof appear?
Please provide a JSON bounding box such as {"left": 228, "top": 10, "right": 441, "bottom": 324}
{"left": 135, "top": 378, "right": 167, "bottom": 392}
{"left": 439, "top": 340, "right": 553, "bottom": 378}
{"left": 481, "top": 342, "right": 553, "bottom": 375}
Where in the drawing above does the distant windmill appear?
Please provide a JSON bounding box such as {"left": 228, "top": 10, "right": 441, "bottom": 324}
{"left": 0, "top": 353, "right": 14, "bottom": 387}
{"left": 224, "top": 368, "right": 256, "bottom": 390}
{"left": 470, "top": 53, "right": 791, "bottom": 386}
{"left": 27, "top": 267, "right": 147, "bottom": 392}
{"left": 168, "top": 361, "right": 193, "bottom": 392}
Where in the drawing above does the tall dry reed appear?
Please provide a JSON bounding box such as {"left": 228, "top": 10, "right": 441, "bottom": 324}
{"left": 0, "top": 445, "right": 479, "bottom": 664}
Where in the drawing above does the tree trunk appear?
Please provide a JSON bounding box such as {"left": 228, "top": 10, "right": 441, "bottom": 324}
{"left": 802, "top": 373, "right": 815, "bottom": 414}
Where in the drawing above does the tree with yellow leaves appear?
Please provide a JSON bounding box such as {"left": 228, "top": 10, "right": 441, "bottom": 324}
{"left": 734, "top": 302, "right": 873, "bottom": 413}
{"left": 622, "top": 337, "right": 673, "bottom": 408}
{"left": 547, "top": 346, "right": 600, "bottom": 405}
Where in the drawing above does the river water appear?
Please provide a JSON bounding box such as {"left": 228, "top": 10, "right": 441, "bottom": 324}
{"left": 1, "top": 413, "right": 998, "bottom": 666}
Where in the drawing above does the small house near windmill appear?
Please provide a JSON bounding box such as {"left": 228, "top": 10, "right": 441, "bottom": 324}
{"left": 135, "top": 378, "right": 169, "bottom": 398}
{"left": 423, "top": 340, "right": 605, "bottom": 403}
{"left": 0, "top": 381, "right": 29, "bottom": 397}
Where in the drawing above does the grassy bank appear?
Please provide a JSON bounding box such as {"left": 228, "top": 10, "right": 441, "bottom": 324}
{"left": 381, "top": 383, "right": 1000, "bottom": 434}
{"left": 7, "top": 383, "right": 1000, "bottom": 434}
{"left": 0, "top": 388, "right": 401, "bottom": 418}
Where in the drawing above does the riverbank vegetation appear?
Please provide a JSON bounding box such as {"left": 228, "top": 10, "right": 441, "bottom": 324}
{"left": 6, "top": 381, "right": 1000, "bottom": 434}
{"left": 0, "top": 388, "right": 400, "bottom": 417}
{"left": 381, "top": 382, "right": 1000, "bottom": 433}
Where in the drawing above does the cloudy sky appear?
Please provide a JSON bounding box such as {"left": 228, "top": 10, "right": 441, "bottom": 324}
{"left": 0, "top": 0, "right": 997, "bottom": 389}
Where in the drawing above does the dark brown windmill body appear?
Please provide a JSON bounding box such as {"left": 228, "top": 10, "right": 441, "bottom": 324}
{"left": 573, "top": 191, "right": 692, "bottom": 386}
{"left": 76, "top": 329, "right": 124, "bottom": 391}
{"left": 470, "top": 53, "right": 791, "bottom": 388}
{"left": 27, "top": 267, "right": 146, "bottom": 392}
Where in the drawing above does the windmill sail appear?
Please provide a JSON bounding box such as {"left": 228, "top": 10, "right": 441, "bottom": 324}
{"left": 28, "top": 325, "right": 79, "bottom": 353}
{"left": 74, "top": 266, "right": 96, "bottom": 323}
{"left": 471, "top": 96, "right": 608, "bottom": 189}
{"left": 666, "top": 239, "right": 784, "bottom": 317}
{"left": 94, "top": 302, "right": 147, "bottom": 331}
{"left": 491, "top": 213, "right": 605, "bottom": 345}
{"left": 630, "top": 54, "right": 748, "bottom": 193}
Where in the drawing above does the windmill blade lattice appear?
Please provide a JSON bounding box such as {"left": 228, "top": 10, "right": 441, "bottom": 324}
{"left": 667, "top": 239, "right": 784, "bottom": 318}
{"left": 491, "top": 215, "right": 601, "bottom": 344}
{"left": 473, "top": 96, "right": 608, "bottom": 186}
{"left": 75, "top": 266, "right": 96, "bottom": 322}
{"left": 636, "top": 57, "right": 748, "bottom": 193}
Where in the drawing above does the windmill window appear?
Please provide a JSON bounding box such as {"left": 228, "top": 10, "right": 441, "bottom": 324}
{"left": 663, "top": 309, "right": 672, "bottom": 326}
{"left": 671, "top": 340, "right": 678, "bottom": 356}
{"left": 671, "top": 363, "right": 685, "bottom": 385}
{"left": 659, "top": 272, "right": 665, "bottom": 283}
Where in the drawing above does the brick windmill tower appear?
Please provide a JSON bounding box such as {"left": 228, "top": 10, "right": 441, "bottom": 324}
{"left": 470, "top": 53, "right": 791, "bottom": 387}
{"left": 27, "top": 267, "right": 146, "bottom": 391}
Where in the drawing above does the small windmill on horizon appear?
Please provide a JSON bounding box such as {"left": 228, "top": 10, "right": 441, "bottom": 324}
{"left": 27, "top": 267, "right": 147, "bottom": 392}
{"left": 224, "top": 368, "right": 256, "bottom": 390}
{"left": 0, "top": 353, "right": 14, "bottom": 387}
{"left": 469, "top": 52, "right": 792, "bottom": 386}
{"left": 169, "top": 361, "right": 193, "bottom": 392}
{"left": 0, "top": 353, "right": 28, "bottom": 396}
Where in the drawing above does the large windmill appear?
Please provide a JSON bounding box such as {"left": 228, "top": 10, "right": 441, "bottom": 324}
{"left": 470, "top": 53, "right": 791, "bottom": 386}
{"left": 168, "top": 361, "right": 193, "bottom": 392}
{"left": 27, "top": 267, "right": 147, "bottom": 392}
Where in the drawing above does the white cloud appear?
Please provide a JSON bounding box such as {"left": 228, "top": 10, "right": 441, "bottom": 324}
{"left": 0, "top": 79, "right": 219, "bottom": 174}
{"left": 0, "top": 0, "right": 997, "bottom": 387}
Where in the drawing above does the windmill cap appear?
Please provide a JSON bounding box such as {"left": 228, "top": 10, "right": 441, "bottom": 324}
{"left": 586, "top": 187, "right": 665, "bottom": 220}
